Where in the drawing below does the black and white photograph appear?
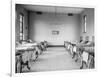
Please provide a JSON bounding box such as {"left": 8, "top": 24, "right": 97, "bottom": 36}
{"left": 4, "top": 0, "right": 100, "bottom": 77}
{"left": 15, "top": 3, "right": 95, "bottom": 73}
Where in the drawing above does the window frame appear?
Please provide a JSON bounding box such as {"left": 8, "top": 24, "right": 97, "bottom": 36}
{"left": 83, "top": 15, "right": 87, "bottom": 33}
{"left": 19, "top": 13, "right": 24, "bottom": 41}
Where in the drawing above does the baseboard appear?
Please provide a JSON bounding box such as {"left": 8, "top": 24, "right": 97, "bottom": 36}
{"left": 47, "top": 45, "right": 64, "bottom": 47}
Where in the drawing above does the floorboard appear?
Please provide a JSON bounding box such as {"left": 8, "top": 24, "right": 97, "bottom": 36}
{"left": 22, "top": 47, "right": 81, "bottom": 72}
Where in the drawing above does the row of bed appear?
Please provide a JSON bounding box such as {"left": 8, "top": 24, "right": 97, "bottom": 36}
{"left": 15, "top": 40, "right": 48, "bottom": 73}
{"left": 64, "top": 36, "right": 95, "bottom": 69}
{"left": 15, "top": 36, "right": 94, "bottom": 73}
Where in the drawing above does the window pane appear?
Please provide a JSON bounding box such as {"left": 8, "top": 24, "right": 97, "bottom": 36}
{"left": 20, "top": 15, "right": 23, "bottom": 22}
{"left": 19, "top": 14, "right": 24, "bottom": 40}
{"left": 83, "top": 15, "right": 87, "bottom": 33}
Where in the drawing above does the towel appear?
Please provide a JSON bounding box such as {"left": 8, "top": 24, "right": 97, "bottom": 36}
{"left": 73, "top": 46, "right": 77, "bottom": 52}
{"left": 82, "top": 51, "right": 89, "bottom": 63}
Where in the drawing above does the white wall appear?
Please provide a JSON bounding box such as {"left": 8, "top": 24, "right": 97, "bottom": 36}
{"left": 29, "top": 12, "right": 80, "bottom": 45}
{"left": 80, "top": 8, "right": 94, "bottom": 41}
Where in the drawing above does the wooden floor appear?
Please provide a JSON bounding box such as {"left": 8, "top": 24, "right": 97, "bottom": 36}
{"left": 22, "top": 47, "right": 81, "bottom": 72}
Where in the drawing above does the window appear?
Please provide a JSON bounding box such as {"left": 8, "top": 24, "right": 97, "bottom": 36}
{"left": 83, "top": 15, "right": 87, "bottom": 33}
{"left": 19, "top": 13, "right": 24, "bottom": 40}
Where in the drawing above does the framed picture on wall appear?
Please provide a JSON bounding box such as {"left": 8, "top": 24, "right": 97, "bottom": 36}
{"left": 52, "top": 30, "right": 59, "bottom": 35}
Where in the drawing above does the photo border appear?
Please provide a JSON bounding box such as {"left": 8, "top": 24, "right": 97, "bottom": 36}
{"left": 11, "top": 0, "right": 96, "bottom": 77}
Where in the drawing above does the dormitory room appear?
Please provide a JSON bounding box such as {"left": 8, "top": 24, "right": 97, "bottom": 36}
{"left": 15, "top": 4, "right": 94, "bottom": 73}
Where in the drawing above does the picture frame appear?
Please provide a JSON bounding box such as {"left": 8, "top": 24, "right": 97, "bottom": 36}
{"left": 52, "top": 30, "right": 59, "bottom": 35}
{"left": 11, "top": 0, "right": 95, "bottom": 77}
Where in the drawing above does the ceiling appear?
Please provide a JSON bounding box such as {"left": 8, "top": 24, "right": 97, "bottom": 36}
{"left": 21, "top": 4, "right": 85, "bottom": 14}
